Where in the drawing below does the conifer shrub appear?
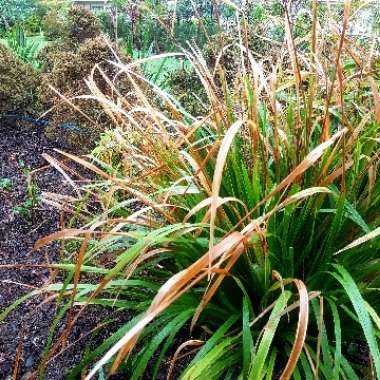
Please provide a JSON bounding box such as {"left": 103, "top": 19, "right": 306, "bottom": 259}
{"left": 35, "top": 6, "right": 123, "bottom": 151}
{"left": 39, "top": 36, "right": 133, "bottom": 151}
{"left": 0, "top": 43, "right": 40, "bottom": 117}
{"left": 42, "top": 5, "right": 101, "bottom": 45}
{"left": 66, "top": 6, "right": 102, "bottom": 45}
{"left": 42, "top": 9, "right": 68, "bottom": 41}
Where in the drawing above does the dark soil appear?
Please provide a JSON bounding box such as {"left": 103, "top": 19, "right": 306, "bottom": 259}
{"left": 0, "top": 120, "right": 191, "bottom": 380}
{"left": 0, "top": 120, "right": 123, "bottom": 380}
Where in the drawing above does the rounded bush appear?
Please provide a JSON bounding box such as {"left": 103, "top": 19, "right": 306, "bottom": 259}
{"left": 39, "top": 36, "right": 132, "bottom": 151}
{"left": 67, "top": 6, "right": 101, "bottom": 44}
{"left": 0, "top": 43, "right": 39, "bottom": 116}
{"left": 42, "top": 9, "right": 68, "bottom": 41}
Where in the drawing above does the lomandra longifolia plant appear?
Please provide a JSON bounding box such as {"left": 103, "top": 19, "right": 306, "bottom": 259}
{"left": 7, "top": 0, "right": 380, "bottom": 378}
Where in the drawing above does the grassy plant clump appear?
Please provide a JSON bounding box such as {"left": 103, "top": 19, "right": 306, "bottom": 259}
{"left": 0, "top": 42, "right": 40, "bottom": 116}
{"left": 13, "top": 3, "right": 380, "bottom": 379}
{"left": 166, "top": 22, "right": 282, "bottom": 115}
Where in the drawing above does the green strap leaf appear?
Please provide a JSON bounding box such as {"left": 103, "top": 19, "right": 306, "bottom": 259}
{"left": 132, "top": 309, "right": 193, "bottom": 380}
{"left": 248, "top": 291, "right": 292, "bottom": 380}
{"left": 242, "top": 296, "right": 254, "bottom": 378}
{"left": 330, "top": 264, "right": 380, "bottom": 377}
{"left": 326, "top": 298, "right": 342, "bottom": 380}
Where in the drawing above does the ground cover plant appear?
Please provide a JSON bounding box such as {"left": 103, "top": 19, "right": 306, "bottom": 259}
{"left": 2, "top": 0, "right": 380, "bottom": 379}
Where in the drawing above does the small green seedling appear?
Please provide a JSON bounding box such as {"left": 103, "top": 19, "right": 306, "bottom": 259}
{"left": 18, "top": 159, "right": 25, "bottom": 169}
{"left": 16, "top": 160, "right": 39, "bottom": 222}
{"left": 12, "top": 199, "right": 34, "bottom": 219}
{"left": 0, "top": 178, "right": 12, "bottom": 191}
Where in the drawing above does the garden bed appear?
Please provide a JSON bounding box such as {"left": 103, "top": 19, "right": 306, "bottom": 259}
{"left": 0, "top": 120, "right": 128, "bottom": 379}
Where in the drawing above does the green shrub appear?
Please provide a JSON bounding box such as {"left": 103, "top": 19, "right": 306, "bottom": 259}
{"left": 22, "top": 1, "right": 49, "bottom": 34}
{"left": 96, "top": 9, "right": 116, "bottom": 40}
{"left": 0, "top": 0, "right": 36, "bottom": 31}
{"left": 173, "top": 17, "right": 219, "bottom": 50}
{"left": 294, "top": 9, "right": 313, "bottom": 39}
{"left": 0, "top": 42, "right": 39, "bottom": 115}
{"left": 95, "top": 2, "right": 218, "bottom": 54}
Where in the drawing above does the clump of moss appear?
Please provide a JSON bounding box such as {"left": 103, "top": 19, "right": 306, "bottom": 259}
{"left": 0, "top": 43, "right": 40, "bottom": 116}
{"left": 39, "top": 36, "right": 132, "bottom": 151}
